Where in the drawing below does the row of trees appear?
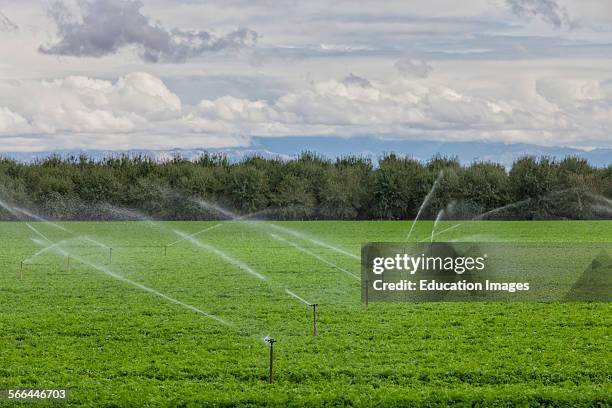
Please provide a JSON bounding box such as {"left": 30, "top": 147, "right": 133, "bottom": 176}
{"left": 0, "top": 153, "right": 610, "bottom": 220}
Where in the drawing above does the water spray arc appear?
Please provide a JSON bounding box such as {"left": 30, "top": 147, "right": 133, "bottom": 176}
{"left": 267, "top": 223, "right": 359, "bottom": 260}
{"left": 26, "top": 223, "right": 51, "bottom": 243}
{"left": 14, "top": 207, "right": 70, "bottom": 232}
{"left": 0, "top": 198, "right": 21, "bottom": 218}
{"left": 190, "top": 197, "right": 236, "bottom": 220}
{"left": 285, "top": 290, "right": 320, "bottom": 336}
{"left": 431, "top": 210, "right": 445, "bottom": 242}
{"left": 284, "top": 289, "right": 311, "bottom": 305}
{"left": 174, "top": 230, "right": 268, "bottom": 281}
{"left": 26, "top": 237, "right": 75, "bottom": 262}
{"left": 271, "top": 233, "right": 359, "bottom": 281}
{"left": 472, "top": 198, "right": 531, "bottom": 220}
{"left": 406, "top": 171, "right": 444, "bottom": 241}
{"left": 0, "top": 198, "right": 69, "bottom": 233}
{"left": 165, "top": 223, "right": 223, "bottom": 249}
{"left": 418, "top": 223, "right": 462, "bottom": 243}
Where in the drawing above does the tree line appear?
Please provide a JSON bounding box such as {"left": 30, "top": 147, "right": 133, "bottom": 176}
{"left": 0, "top": 153, "right": 610, "bottom": 221}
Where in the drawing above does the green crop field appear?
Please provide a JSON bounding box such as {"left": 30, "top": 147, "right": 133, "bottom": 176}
{"left": 1, "top": 220, "right": 610, "bottom": 407}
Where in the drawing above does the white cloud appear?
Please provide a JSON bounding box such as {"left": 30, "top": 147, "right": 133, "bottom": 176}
{"left": 113, "top": 73, "right": 182, "bottom": 119}
{"left": 0, "top": 72, "right": 183, "bottom": 136}
{"left": 0, "top": 72, "right": 182, "bottom": 135}
{"left": 193, "top": 74, "right": 612, "bottom": 147}
{"left": 0, "top": 107, "right": 30, "bottom": 134}
{"left": 0, "top": 70, "right": 611, "bottom": 151}
{"left": 536, "top": 78, "right": 608, "bottom": 107}
{"left": 535, "top": 78, "right": 612, "bottom": 132}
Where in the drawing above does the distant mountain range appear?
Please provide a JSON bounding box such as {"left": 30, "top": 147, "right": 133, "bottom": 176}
{"left": 1, "top": 137, "right": 610, "bottom": 168}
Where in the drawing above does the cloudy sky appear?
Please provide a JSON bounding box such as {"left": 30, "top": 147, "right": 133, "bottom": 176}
{"left": 0, "top": 0, "right": 611, "bottom": 152}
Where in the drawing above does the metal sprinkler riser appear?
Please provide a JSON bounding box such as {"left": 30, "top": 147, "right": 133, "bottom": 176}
{"left": 310, "top": 303, "right": 318, "bottom": 336}
{"left": 265, "top": 337, "right": 276, "bottom": 384}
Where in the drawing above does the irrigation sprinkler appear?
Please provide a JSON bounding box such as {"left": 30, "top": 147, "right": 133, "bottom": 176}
{"left": 164, "top": 245, "right": 167, "bottom": 256}
{"left": 310, "top": 303, "right": 318, "bottom": 336}
{"left": 264, "top": 336, "right": 276, "bottom": 384}
{"left": 66, "top": 255, "right": 71, "bottom": 272}
{"left": 109, "top": 247, "right": 113, "bottom": 264}
{"left": 20, "top": 260, "right": 23, "bottom": 279}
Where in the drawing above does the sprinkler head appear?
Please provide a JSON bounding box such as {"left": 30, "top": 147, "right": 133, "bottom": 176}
{"left": 264, "top": 336, "right": 276, "bottom": 345}
{"left": 310, "top": 303, "right": 318, "bottom": 307}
